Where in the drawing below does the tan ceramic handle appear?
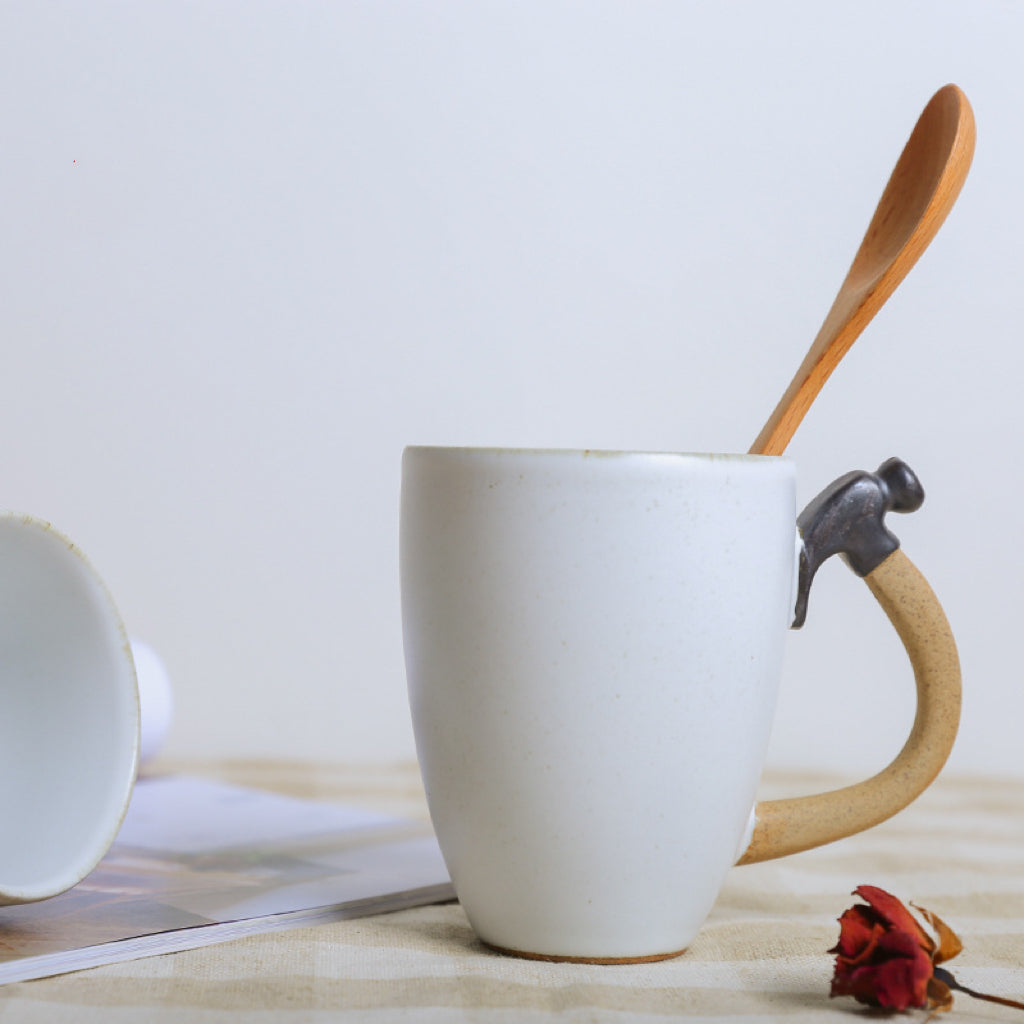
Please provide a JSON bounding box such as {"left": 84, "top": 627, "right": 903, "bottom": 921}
{"left": 737, "top": 547, "right": 961, "bottom": 865}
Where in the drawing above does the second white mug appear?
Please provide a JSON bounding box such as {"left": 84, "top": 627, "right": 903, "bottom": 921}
{"left": 0, "top": 513, "right": 138, "bottom": 905}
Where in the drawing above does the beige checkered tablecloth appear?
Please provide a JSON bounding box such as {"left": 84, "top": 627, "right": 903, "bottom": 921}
{"left": 2, "top": 761, "right": 1022, "bottom": 1022}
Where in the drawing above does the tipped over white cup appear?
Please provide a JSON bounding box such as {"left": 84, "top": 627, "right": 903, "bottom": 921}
{"left": 0, "top": 513, "right": 139, "bottom": 905}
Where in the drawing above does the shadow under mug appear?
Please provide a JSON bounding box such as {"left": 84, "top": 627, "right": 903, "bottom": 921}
{"left": 0, "top": 513, "right": 138, "bottom": 905}
{"left": 400, "top": 447, "right": 960, "bottom": 963}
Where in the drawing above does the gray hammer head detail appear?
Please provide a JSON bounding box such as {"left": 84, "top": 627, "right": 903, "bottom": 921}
{"left": 792, "top": 457, "right": 925, "bottom": 629}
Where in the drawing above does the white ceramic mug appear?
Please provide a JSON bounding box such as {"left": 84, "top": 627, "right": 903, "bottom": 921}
{"left": 0, "top": 513, "right": 139, "bottom": 905}
{"left": 400, "top": 447, "right": 960, "bottom": 962}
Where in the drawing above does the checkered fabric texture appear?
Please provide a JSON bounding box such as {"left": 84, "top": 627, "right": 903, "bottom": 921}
{"left": 2, "top": 761, "right": 1022, "bottom": 1022}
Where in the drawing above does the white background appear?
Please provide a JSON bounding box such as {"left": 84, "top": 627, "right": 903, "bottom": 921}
{"left": 1, "top": 2, "right": 1020, "bottom": 781}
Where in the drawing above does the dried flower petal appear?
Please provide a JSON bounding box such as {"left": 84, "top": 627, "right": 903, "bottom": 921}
{"left": 928, "top": 968, "right": 956, "bottom": 1012}
{"left": 854, "top": 884, "right": 935, "bottom": 955}
{"left": 914, "top": 903, "right": 964, "bottom": 965}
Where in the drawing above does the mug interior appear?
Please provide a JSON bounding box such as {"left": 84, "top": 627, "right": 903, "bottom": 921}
{"left": 0, "top": 515, "right": 139, "bottom": 903}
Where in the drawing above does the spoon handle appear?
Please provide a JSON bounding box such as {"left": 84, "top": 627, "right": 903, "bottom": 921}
{"left": 750, "top": 85, "right": 976, "bottom": 456}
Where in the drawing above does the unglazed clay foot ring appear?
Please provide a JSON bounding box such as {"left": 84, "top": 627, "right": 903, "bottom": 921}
{"left": 483, "top": 941, "right": 688, "bottom": 964}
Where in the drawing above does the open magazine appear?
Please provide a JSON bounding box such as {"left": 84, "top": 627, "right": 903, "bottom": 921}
{"left": 0, "top": 775, "right": 454, "bottom": 984}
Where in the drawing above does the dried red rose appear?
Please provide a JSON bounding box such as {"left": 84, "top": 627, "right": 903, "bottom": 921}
{"left": 830, "top": 885, "right": 940, "bottom": 1009}
{"left": 830, "top": 886, "right": 1024, "bottom": 1014}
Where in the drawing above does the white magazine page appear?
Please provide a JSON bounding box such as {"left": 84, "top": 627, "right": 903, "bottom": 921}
{"left": 0, "top": 776, "right": 453, "bottom": 984}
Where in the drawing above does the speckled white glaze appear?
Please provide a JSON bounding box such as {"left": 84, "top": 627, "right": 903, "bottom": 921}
{"left": 0, "top": 513, "right": 139, "bottom": 904}
{"left": 401, "top": 447, "right": 796, "bottom": 960}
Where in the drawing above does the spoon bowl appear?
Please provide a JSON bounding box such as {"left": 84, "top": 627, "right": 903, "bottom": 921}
{"left": 750, "top": 84, "right": 975, "bottom": 456}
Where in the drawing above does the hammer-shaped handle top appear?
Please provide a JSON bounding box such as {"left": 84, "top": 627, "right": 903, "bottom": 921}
{"left": 792, "top": 457, "right": 925, "bottom": 628}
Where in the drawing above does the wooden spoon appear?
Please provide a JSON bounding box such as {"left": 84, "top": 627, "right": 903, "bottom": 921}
{"left": 750, "top": 84, "right": 975, "bottom": 456}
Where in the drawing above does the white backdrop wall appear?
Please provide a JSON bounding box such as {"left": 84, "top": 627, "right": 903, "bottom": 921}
{"left": 1, "top": 2, "right": 1020, "bottom": 781}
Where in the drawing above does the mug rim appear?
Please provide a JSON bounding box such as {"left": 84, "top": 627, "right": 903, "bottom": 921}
{"left": 403, "top": 447, "right": 796, "bottom": 482}
{"left": 403, "top": 445, "right": 793, "bottom": 465}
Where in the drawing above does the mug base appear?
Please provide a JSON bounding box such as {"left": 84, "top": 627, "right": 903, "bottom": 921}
{"left": 483, "top": 941, "right": 688, "bottom": 964}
